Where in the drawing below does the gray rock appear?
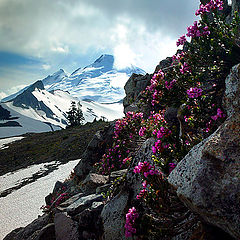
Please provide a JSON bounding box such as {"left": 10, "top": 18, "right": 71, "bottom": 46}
{"left": 66, "top": 193, "right": 103, "bottom": 216}
{"left": 168, "top": 113, "right": 240, "bottom": 239}
{"left": 127, "top": 138, "right": 157, "bottom": 197}
{"left": 3, "top": 214, "right": 51, "bottom": 240}
{"left": 81, "top": 173, "right": 109, "bottom": 194}
{"left": 169, "top": 63, "right": 240, "bottom": 239}
{"left": 223, "top": 63, "right": 240, "bottom": 117}
{"left": 91, "top": 201, "right": 104, "bottom": 211}
{"left": 101, "top": 192, "right": 129, "bottom": 240}
{"left": 59, "top": 192, "right": 85, "bottom": 208}
{"left": 96, "top": 183, "right": 112, "bottom": 194}
{"left": 34, "top": 223, "right": 55, "bottom": 240}
{"left": 123, "top": 73, "right": 151, "bottom": 114}
{"left": 54, "top": 212, "right": 79, "bottom": 240}
{"left": 101, "top": 139, "right": 156, "bottom": 240}
{"left": 110, "top": 169, "right": 127, "bottom": 181}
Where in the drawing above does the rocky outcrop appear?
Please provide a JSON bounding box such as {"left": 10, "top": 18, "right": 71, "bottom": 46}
{"left": 168, "top": 63, "right": 240, "bottom": 239}
{"left": 74, "top": 122, "right": 115, "bottom": 180}
{"left": 123, "top": 73, "right": 151, "bottom": 114}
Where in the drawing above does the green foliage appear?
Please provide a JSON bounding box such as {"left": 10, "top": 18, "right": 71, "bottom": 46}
{"left": 66, "top": 101, "right": 85, "bottom": 127}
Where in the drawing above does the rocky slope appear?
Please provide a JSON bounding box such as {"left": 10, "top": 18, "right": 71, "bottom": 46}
{"left": 4, "top": 61, "right": 239, "bottom": 240}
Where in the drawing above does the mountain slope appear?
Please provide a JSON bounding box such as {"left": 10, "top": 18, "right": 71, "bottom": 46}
{"left": 2, "top": 54, "right": 146, "bottom": 103}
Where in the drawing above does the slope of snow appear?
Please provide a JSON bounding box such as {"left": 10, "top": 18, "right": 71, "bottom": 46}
{"left": 1, "top": 89, "right": 123, "bottom": 138}
{"left": 0, "top": 159, "right": 79, "bottom": 240}
{"left": 0, "top": 103, "right": 61, "bottom": 138}
{"left": 44, "top": 54, "right": 145, "bottom": 103}
{"left": 0, "top": 137, "right": 25, "bottom": 149}
{"left": 82, "top": 101, "right": 124, "bottom": 122}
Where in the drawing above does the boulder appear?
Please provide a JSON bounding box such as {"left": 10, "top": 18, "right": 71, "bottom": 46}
{"left": 58, "top": 193, "right": 85, "bottom": 208}
{"left": 66, "top": 193, "right": 103, "bottom": 216}
{"left": 80, "top": 173, "right": 109, "bottom": 194}
{"left": 123, "top": 73, "right": 151, "bottom": 114}
{"left": 3, "top": 214, "right": 51, "bottom": 240}
{"left": 54, "top": 212, "right": 79, "bottom": 240}
{"left": 101, "top": 192, "right": 129, "bottom": 240}
{"left": 169, "top": 64, "right": 240, "bottom": 239}
{"left": 34, "top": 223, "right": 55, "bottom": 240}
{"left": 223, "top": 63, "right": 240, "bottom": 117}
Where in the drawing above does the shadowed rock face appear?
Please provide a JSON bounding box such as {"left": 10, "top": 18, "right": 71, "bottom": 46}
{"left": 168, "top": 63, "right": 240, "bottom": 240}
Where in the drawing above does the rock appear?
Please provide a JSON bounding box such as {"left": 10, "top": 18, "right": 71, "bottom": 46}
{"left": 77, "top": 208, "right": 94, "bottom": 228}
{"left": 59, "top": 193, "right": 85, "bottom": 208}
{"left": 123, "top": 73, "right": 151, "bottom": 114}
{"left": 66, "top": 193, "right": 103, "bottom": 216}
{"left": 34, "top": 223, "right": 55, "bottom": 240}
{"left": 91, "top": 201, "right": 104, "bottom": 211}
{"left": 110, "top": 169, "right": 127, "bottom": 181}
{"left": 169, "top": 63, "right": 240, "bottom": 239}
{"left": 223, "top": 63, "right": 240, "bottom": 117}
{"left": 74, "top": 123, "right": 115, "bottom": 180}
{"left": 164, "top": 107, "right": 179, "bottom": 128}
{"left": 101, "top": 192, "right": 129, "bottom": 240}
{"left": 127, "top": 138, "right": 156, "bottom": 197}
{"left": 154, "top": 57, "right": 172, "bottom": 73}
{"left": 82, "top": 231, "right": 97, "bottom": 240}
{"left": 101, "top": 139, "right": 156, "bottom": 240}
{"left": 81, "top": 173, "right": 109, "bottom": 194}
{"left": 96, "top": 183, "right": 112, "bottom": 194}
{"left": 3, "top": 227, "right": 23, "bottom": 240}
{"left": 54, "top": 212, "right": 79, "bottom": 240}
{"left": 168, "top": 113, "right": 240, "bottom": 239}
{"left": 3, "top": 214, "right": 51, "bottom": 240}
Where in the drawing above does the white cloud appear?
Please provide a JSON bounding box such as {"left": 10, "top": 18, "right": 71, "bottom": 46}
{"left": 42, "top": 64, "right": 51, "bottom": 70}
{"left": 51, "top": 46, "right": 69, "bottom": 54}
{"left": 113, "top": 43, "right": 137, "bottom": 69}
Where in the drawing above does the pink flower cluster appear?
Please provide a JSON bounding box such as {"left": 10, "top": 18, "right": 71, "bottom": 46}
{"left": 125, "top": 207, "right": 139, "bottom": 238}
{"left": 176, "top": 34, "right": 187, "bottom": 47}
{"left": 165, "top": 79, "right": 177, "bottom": 90}
{"left": 134, "top": 161, "right": 160, "bottom": 178}
{"left": 211, "top": 108, "right": 226, "bottom": 121}
{"left": 139, "top": 127, "right": 146, "bottom": 136}
{"left": 187, "top": 87, "right": 203, "bottom": 98}
{"left": 114, "top": 112, "right": 143, "bottom": 138}
{"left": 195, "top": 0, "right": 224, "bottom": 16}
{"left": 204, "top": 108, "right": 226, "bottom": 132}
{"left": 148, "top": 69, "right": 165, "bottom": 92}
{"left": 172, "top": 52, "right": 185, "bottom": 62}
{"left": 180, "top": 62, "right": 191, "bottom": 74}
{"left": 54, "top": 192, "right": 68, "bottom": 206}
{"left": 186, "top": 21, "right": 210, "bottom": 38}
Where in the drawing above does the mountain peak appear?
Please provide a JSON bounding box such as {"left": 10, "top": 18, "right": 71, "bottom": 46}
{"left": 94, "top": 54, "right": 114, "bottom": 63}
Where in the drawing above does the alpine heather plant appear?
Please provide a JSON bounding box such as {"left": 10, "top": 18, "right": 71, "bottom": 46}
{"left": 125, "top": 207, "right": 139, "bottom": 238}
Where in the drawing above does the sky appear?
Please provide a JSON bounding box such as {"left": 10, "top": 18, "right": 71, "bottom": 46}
{"left": 0, "top": 0, "right": 201, "bottom": 100}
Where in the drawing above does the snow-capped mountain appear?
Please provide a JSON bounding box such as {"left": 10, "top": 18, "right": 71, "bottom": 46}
{"left": 0, "top": 81, "right": 124, "bottom": 138}
{"left": 0, "top": 54, "right": 144, "bottom": 137}
{"left": 2, "top": 54, "right": 145, "bottom": 103}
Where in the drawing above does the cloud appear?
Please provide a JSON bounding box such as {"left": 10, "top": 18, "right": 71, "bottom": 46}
{"left": 0, "top": 0, "right": 201, "bottom": 94}
{"left": 42, "top": 64, "right": 51, "bottom": 70}
{"left": 0, "top": 0, "right": 199, "bottom": 57}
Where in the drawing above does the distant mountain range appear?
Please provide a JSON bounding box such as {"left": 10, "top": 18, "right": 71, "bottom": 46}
{"left": 0, "top": 54, "right": 145, "bottom": 138}
{"left": 3, "top": 54, "right": 145, "bottom": 103}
